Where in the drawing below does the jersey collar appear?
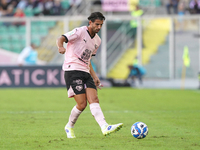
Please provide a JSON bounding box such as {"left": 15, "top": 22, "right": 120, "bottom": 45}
{"left": 86, "top": 29, "right": 95, "bottom": 39}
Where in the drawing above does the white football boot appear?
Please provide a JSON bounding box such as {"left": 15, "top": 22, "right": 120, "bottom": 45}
{"left": 102, "top": 123, "right": 123, "bottom": 136}
{"left": 65, "top": 126, "right": 76, "bottom": 138}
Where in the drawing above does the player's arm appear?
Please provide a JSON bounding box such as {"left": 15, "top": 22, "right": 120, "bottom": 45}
{"left": 56, "top": 35, "right": 67, "bottom": 54}
{"left": 17, "top": 47, "right": 30, "bottom": 66}
{"left": 89, "top": 62, "right": 103, "bottom": 89}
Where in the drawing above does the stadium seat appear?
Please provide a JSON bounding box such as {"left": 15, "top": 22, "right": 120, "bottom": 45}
{"left": 13, "top": 43, "right": 23, "bottom": 53}
{"left": 139, "top": 0, "right": 161, "bottom": 7}
{"left": 38, "top": 25, "right": 49, "bottom": 36}
{"left": 31, "top": 21, "right": 41, "bottom": 26}
{"left": 24, "top": 8, "right": 34, "bottom": 17}
{"left": 155, "top": 0, "right": 161, "bottom": 7}
{"left": 20, "top": 37, "right": 26, "bottom": 47}
{"left": 31, "top": 22, "right": 50, "bottom": 37}
{"left": 33, "top": 7, "right": 42, "bottom": 15}
{"left": 45, "top": 21, "right": 56, "bottom": 28}
{"left": 38, "top": 21, "right": 46, "bottom": 26}
{"left": 0, "top": 25, "right": 7, "bottom": 34}
{"left": 31, "top": 25, "right": 38, "bottom": 33}
{"left": 0, "top": 40, "right": 5, "bottom": 49}
{"left": 0, "top": 36, "right": 10, "bottom": 43}
{"left": 31, "top": 38, "right": 41, "bottom": 47}
{"left": 7, "top": 25, "right": 18, "bottom": 35}
{"left": 11, "top": 35, "right": 21, "bottom": 43}
{"left": 61, "top": 0, "right": 70, "bottom": 9}
{"left": 1, "top": 42, "right": 12, "bottom": 51}
{"left": 18, "top": 26, "right": 26, "bottom": 35}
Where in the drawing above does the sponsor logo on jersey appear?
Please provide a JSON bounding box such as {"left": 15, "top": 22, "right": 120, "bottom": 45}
{"left": 81, "top": 49, "right": 92, "bottom": 61}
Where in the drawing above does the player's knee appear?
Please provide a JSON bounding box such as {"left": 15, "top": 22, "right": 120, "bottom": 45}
{"left": 91, "top": 96, "right": 99, "bottom": 103}
{"left": 77, "top": 101, "right": 87, "bottom": 111}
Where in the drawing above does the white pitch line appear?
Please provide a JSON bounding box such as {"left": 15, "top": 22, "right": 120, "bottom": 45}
{"left": 0, "top": 110, "right": 135, "bottom": 114}
{"left": 0, "top": 110, "right": 199, "bottom": 114}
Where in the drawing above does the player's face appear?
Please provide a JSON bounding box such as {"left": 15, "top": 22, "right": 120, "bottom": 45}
{"left": 90, "top": 19, "right": 104, "bottom": 34}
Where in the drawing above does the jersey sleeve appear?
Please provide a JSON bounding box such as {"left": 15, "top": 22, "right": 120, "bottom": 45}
{"left": 92, "top": 48, "right": 98, "bottom": 56}
{"left": 63, "top": 28, "right": 81, "bottom": 43}
{"left": 92, "top": 37, "right": 101, "bottom": 56}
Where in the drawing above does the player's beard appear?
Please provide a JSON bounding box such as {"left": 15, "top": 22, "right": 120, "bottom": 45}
{"left": 95, "top": 29, "right": 100, "bottom": 33}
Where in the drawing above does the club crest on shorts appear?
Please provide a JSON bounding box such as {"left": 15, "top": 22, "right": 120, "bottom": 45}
{"left": 76, "top": 85, "right": 83, "bottom": 91}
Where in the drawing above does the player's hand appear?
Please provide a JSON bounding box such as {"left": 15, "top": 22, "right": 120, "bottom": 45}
{"left": 97, "top": 83, "right": 103, "bottom": 89}
{"left": 58, "top": 47, "right": 66, "bottom": 54}
{"left": 94, "top": 78, "right": 103, "bottom": 89}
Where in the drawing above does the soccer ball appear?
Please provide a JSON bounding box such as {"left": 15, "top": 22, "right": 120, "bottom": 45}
{"left": 131, "top": 122, "right": 148, "bottom": 139}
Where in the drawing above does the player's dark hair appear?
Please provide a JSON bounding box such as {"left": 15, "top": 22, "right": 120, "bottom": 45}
{"left": 88, "top": 12, "right": 105, "bottom": 22}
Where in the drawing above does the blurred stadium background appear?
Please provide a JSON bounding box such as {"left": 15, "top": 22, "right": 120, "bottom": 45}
{"left": 0, "top": 0, "right": 200, "bottom": 89}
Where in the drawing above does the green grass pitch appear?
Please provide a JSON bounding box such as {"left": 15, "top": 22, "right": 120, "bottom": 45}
{"left": 0, "top": 88, "right": 200, "bottom": 150}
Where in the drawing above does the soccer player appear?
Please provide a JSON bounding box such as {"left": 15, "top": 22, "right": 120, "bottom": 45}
{"left": 56, "top": 12, "right": 123, "bottom": 138}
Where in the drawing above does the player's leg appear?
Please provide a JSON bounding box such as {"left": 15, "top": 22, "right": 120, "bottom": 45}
{"left": 65, "top": 94, "right": 87, "bottom": 138}
{"left": 66, "top": 94, "right": 87, "bottom": 127}
{"left": 86, "top": 88, "right": 107, "bottom": 126}
{"left": 86, "top": 88, "right": 123, "bottom": 136}
{"left": 64, "top": 71, "right": 87, "bottom": 138}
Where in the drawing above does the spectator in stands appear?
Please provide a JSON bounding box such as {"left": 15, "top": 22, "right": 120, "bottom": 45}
{"left": 26, "top": 0, "right": 40, "bottom": 9}
{"left": 166, "top": 0, "right": 180, "bottom": 14}
{"left": 3, "top": 4, "right": 14, "bottom": 16}
{"left": 17, "top": 43, "right": 38, "bottom": 66}
{"left": 93, "top": 0, "right": 101, "bottom": 5}
{"left": 68, "top": 0, "right": 82, "bottom": 14}
{"left": 13, "top": 7, "right": 25, "bottom": 26}
{"left": 38, "top": 0, "right": 54, "bottom": 16}
{"left": 177, "top": 1, "right": 186, "bottom": 31}
{"left": 189, "top": 0, "right": 200, "bottom": 14}
{"left": 8, "top": 0, "right": 19, "bottom": 8}
{"left": 0, "top": 0, "right": 9, "bottom": 16}
{"left": 0, "top": 8, "right": 2, "bottom": 16}
{"left": 14, "top": 7, "right": 25, "bottom": 17}
{"left": 16, "top": 0, "right": 27, "bottom": 10}
{"left": 51, "top": 0, "right": 63, "bottom": 15}
{"left": 1, "top": 4, "right": 14, "bottom": 26}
